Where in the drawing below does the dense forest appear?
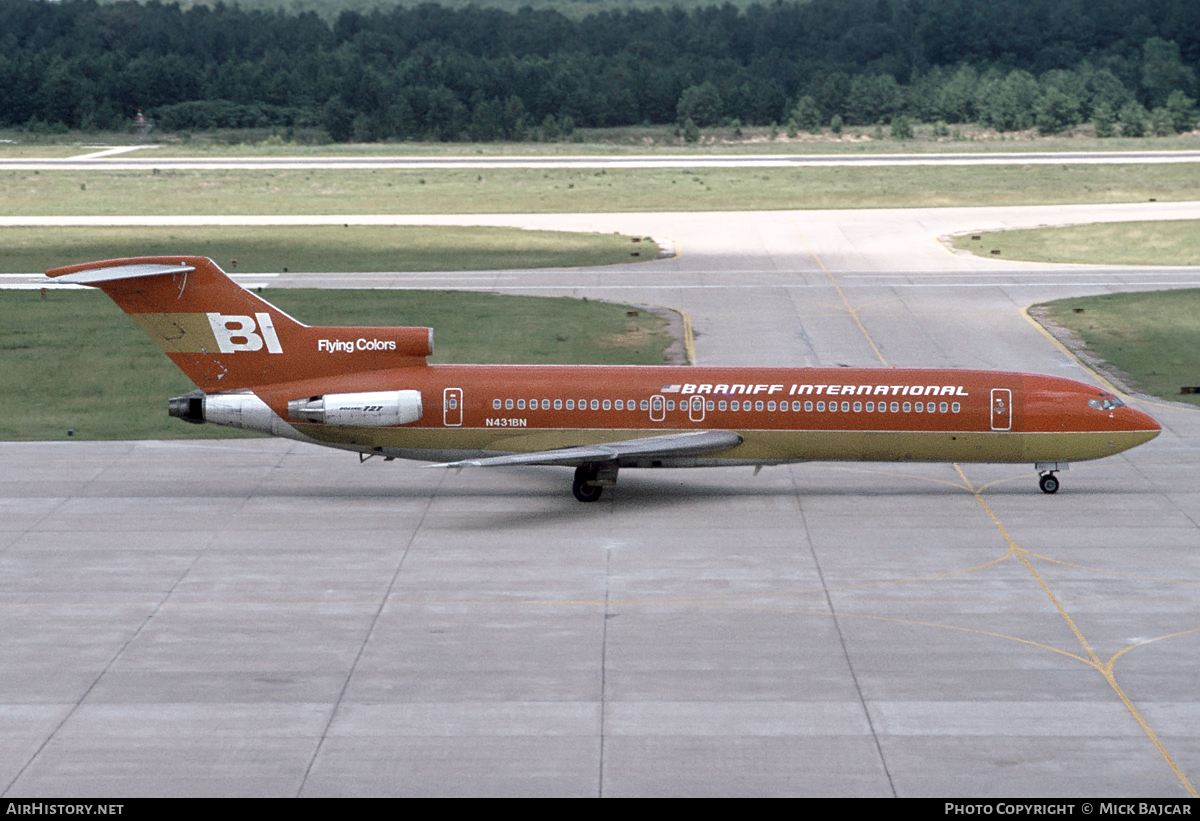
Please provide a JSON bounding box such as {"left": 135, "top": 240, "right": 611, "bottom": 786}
{"left": 1, "top": 0, "right": 1197, "bottom": 140}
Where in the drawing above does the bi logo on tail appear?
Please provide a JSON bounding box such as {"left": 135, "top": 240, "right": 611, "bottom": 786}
{"left": 207, "top": 312, "right": 283, "bottom": 354}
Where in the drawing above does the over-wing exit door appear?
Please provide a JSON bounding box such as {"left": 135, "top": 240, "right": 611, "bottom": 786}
{"left": 649, "top": 394, "right": 665, "bottom": 422}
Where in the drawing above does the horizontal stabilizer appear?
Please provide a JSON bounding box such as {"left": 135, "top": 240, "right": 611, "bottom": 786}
{"left": 428, "top": 429, "right": 743, "bottom": 468}
{"left": 51, "top": 262, "right": 195, "bottom": 284}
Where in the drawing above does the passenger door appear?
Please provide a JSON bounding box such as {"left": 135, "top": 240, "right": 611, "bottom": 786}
{"left": 443, "top": 388, "right": 462, "bottom": 427}
{"left": 990, "top": 388, "right": 1011, "bottom": 431}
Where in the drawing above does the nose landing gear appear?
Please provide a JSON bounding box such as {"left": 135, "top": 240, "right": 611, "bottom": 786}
{"left": 1035, "top": 461, "right": 1068, "bottom": 494}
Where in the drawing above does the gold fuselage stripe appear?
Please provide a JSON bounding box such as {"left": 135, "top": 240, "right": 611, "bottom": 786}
{"left": 296, "top": 425, "right": 1159, "bottom": 464}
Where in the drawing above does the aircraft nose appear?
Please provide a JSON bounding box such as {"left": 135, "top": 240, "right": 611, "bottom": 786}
{"left": 1134, "top": 407, "right": 1162, "bottom": 433}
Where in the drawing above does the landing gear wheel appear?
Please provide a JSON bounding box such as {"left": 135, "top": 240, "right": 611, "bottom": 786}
{"left": 573, "top": 465, "right": 603, "bottom": 503}
{"left": 1039, "top": 473, "right": 1059, "bottom": 494}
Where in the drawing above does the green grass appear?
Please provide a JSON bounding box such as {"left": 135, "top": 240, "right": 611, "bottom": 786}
{"left": 0, "top": 288, "right": 672, "bottom": 440}
{"left": 1036, "top": 290, "right": 1200, "bottom": 407}
{"left": 267, "top": 289, "right": 673, "bottom": 366}
{"left": 953, "top": 220, "right": 1200, "bottom": 266}
{"left": 4, "top": 163, "right": 1199, "bottom": 216}
{"left": 2, "top": 225, "right": 656, "bottom": 274}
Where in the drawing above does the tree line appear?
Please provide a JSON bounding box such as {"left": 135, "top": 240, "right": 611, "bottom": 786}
{"left": 1, "top": 0, "right": 1197, "bottom": 140}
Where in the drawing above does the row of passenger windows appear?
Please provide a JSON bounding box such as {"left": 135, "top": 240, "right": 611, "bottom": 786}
{"left": 492, "top": 397, "right": 963, "bottom": 414}
{"left": 495, "top": 398, "right": 644, "bottom": 411}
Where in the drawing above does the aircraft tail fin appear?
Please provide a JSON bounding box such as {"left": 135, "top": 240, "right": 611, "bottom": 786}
{"left": 46, "top": 256, "right": 433, "bottom": 392}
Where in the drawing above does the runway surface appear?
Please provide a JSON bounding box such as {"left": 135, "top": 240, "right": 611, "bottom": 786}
{"left": 3, "top": 147, "right": 1200, "bottom": 172}
{"left": 2, "top": 204, "right": 1200, "bottom": 796}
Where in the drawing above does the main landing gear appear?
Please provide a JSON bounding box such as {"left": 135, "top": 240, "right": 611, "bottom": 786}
{"left": 573, "top": 465, "right": 603, "bottom": 502}
{"left": 572, "top": 462, "right": 618, "bottom": 503}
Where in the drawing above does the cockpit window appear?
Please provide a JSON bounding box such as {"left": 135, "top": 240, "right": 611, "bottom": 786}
{"left": 1089, "top": 394, "right": 1125, "bottom": 410}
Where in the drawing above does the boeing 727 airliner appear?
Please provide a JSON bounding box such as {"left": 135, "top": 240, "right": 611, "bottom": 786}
{"left": 47, "top": 256, "right": 1161, "bottom": 502}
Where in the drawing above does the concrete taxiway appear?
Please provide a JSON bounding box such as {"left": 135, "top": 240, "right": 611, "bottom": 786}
{"left": 2, "top": 204, "right": 1199, "bottom": 796}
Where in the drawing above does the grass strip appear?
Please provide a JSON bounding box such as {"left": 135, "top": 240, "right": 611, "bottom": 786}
{"left": 3, "top": 164, "right": 1198, "bottom": 216}
{"left": 954, "top": 220, "right": 1200, "bottom": 266}
{"left": 1035, "top": 290, "right": 1200, "bottom": 407}
{"left": 0, "top": 288, "right": 673, "bottom": 441}
{"left": 1, "top": 225, "right": 655, "bottom": 274}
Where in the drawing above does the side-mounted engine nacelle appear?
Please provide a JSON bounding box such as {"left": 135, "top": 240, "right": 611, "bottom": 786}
{"left": 286, "top": 390, "right": 423, "bottom": 427}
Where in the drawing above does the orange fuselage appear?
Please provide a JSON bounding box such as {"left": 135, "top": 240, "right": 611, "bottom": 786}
{"left": 251, "top": 364, "right": 1160, "bottom": 466}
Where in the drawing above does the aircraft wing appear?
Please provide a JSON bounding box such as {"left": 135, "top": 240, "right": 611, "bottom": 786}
{"left": 429, "top": 430, "right": 743, "bottom": 468}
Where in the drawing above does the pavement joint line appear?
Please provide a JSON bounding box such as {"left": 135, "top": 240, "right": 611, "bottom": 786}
{"left": 296, "top": 464, "right": 445, "bottom": 797}
{"left": 0, "top": 442, "right": 241, "bottom": 798}
{"left": 789, "top": 465, "right": 897, "bottom": 797}
{"left": 792, "top": 217, "right": 889, "bottom": 366}
{"left": 953, "top": 464, "right": 1198, "bottom": 798}
{"left": 597, "top": 545, "right": 612, "bottom": 798}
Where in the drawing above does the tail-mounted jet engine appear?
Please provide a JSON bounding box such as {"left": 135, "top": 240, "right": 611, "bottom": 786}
{"left": 168, "top": 389, "right": 303, "bottom": 436}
